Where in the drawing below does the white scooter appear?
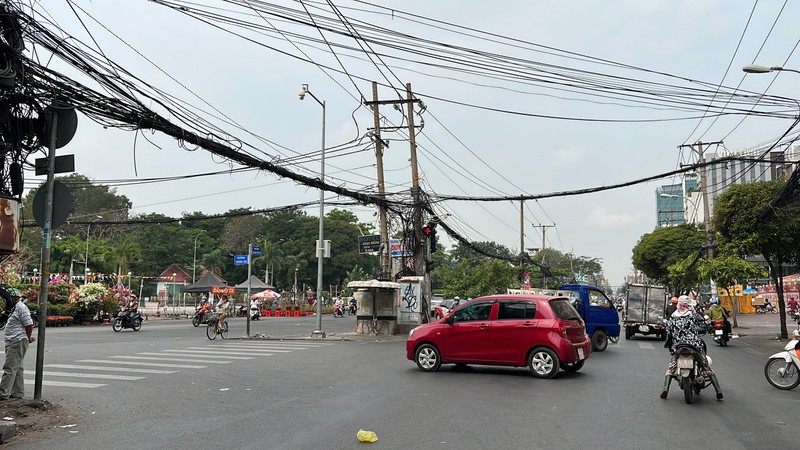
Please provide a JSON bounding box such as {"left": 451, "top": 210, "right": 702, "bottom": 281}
{"left": 250, "top": 306, "right": 261, "bottom": 321}
{"left": 764, "top": 329, "right": 800, "bottom": 390}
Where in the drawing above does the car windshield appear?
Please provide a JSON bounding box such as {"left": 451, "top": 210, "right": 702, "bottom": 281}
{"left": 549, "top": 298, "right": 582, "bottom": 321}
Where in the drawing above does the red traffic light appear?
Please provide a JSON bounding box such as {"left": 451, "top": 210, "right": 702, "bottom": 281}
{"left": 422, "top": 224, "right": 435, "bottom": 236}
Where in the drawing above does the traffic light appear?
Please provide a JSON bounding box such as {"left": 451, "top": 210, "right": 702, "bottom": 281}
{"left": 422, "top": 222, "right": 437, "bottom": 251}
{"left": 425, "top": 259, "right": 436, "bottom": 272}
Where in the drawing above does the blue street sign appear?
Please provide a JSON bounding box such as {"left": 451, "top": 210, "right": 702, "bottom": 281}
{"left": 251, "top": 246, "right": 262, "bottom": 256}
{"left": 234, "top": 255, "right": 248, "bottom": 265}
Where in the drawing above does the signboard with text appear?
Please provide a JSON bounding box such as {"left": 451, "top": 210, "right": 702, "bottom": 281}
{"left": 211, "top": 286, "right": 236, "bottom": 295}
{"left": 390, "top": 239, "right": 411, "bottom": 257}
{"left": 358, "top": 235, "right": 382, "bottom": 254}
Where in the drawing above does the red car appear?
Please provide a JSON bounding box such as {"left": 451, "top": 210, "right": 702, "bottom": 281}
{"left": 406, "top": 294, "right": 591, "bottom": 378}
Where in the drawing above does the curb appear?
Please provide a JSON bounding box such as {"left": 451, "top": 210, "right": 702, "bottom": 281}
{"left": 0, "top": 421, "right": 16, "bottom": 444}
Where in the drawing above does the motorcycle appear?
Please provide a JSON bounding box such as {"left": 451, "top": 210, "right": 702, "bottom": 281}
{"left": 348, "top": 300, "right": 357, "bottom": 316}
{"left": 237, "top": 305, "right": 248, "bottom": 317}
{"left": 756, "top": 299, "right": 778, "bottom": 314}
{"left": 192, "top": 305, "right": 211, "bottom": 327}
{"left": 112, "top": 308, "right": 142, "bottom": 332}
{"left": 788, "top": 309, "right": 800, "bottom": 322}
{"left": 671, "top": 343, "right": 713, "bottom": 404}
{"left": 764, "top": 330, "right": 800, "bottom": 390}
{"left": 250, "top": 307, "right": 261, "bottom": 321}
{"left": 333, "top": 304, "right": 344, "bottom": 318}
{"left": 709, "top": 319, "right": 730, "bottom": 346}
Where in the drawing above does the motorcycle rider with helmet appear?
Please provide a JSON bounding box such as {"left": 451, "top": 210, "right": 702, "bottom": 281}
{"left": 707, "top": 297, "right": 731, "bottom": 339}
{"left": 661, "top": 295, "right": 724, "bottom": 400}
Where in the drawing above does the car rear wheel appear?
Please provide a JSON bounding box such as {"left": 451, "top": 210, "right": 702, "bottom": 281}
{"left": 528, "top": 348, "right": 560, "bottom": 378}
{"left": 591, "top": 330, "right": 608, "bottom": 352}
{"left": 561, "top": 360, "right": 585, "bottom": 373}
{"left": 415, "top": 344, "right": 441, "bottom": 372}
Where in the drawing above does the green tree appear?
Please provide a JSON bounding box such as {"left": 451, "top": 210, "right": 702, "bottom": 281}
{"left": 712, "top": 180, "right": 800, "bottom": 338}
{"left": 631, "top": 224, "right": 706, "bottom": 285}
{"left": 697, "top": 255, "right": 767, "bottom": 328}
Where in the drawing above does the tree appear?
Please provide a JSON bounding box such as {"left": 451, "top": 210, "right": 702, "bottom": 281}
{"left": 631, "top": 224, "right": 706, "bottom": 285}
{"left": 713, "top": 180, "right": 800, "bottom": 339}
{"left": 698, "top": 256, "right": 767, "bottom": 328}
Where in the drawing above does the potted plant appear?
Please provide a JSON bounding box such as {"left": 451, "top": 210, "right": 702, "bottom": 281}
{"left": 71, "top": 283, "right": 108, "bottom": 323}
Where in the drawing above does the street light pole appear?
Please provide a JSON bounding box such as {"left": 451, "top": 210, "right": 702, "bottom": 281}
{"left": 300, "top": 83, "right": 327, "bottom": 339}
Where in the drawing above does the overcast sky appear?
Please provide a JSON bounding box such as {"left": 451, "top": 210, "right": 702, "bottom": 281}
{"left": 24, "top": 1, "right": 800, "bottom": 286}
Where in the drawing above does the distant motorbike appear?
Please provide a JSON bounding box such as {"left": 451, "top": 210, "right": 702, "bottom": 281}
{"left": 348, "top": 300, "right": 357, "bottom": 316}
{"left": 709, "top": 319, "right": 730, "bottom": 346}
{"left": 333, "top": 304, "right": 344, "bottom": 318}
{"left": 112, "top": 308, "right": 142, "bottom": 332}
{"left": 237, "top": 305, "right": 248, "bottom": 317}
{"left": 764, "top": 330, "right": 800, "bottom": 390}
{"left": 671, "top": 344, "right": 714, "bottom": 404}
{"left": 250, "top": 307, "right": 261, "bottom": 321}
{"left": 788, "top": 309, "right": 800, "bottom": 323}
{"left": 756, "top": 299, "right": 778, "bottom": 314}
{"left": 192, "top": 305, "right": 211, "bottom": 327}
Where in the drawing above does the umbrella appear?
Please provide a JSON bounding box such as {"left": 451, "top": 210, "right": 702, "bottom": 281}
{"left": 252, "top": 289, "right": 281, "bottom": 300}
{"left": 743, "top": 288, "right": 758, "bottom": 294}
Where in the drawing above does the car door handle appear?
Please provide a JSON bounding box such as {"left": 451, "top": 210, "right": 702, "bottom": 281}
{"left": 522, "top": 322, "right": 535, "bottom": 326}
{"left": 479, "top": 324, "right": 488, "bottom": 329}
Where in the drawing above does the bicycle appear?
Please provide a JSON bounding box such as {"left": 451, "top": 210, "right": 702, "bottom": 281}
{"left": 206, "top": 313, "right": 229, "bottom": 340}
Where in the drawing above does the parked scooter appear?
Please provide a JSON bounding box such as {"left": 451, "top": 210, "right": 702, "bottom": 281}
{"left": 764, "top": 329, "right": 800, "bottom": 390}
{"left": 671, "top": 344, "right": 714, "bottom": 404}
{"left": 112, "top": 308, "right": 142, "bottom": 332}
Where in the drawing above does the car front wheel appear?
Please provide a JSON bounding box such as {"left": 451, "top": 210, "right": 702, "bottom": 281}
{"left": 415, "top": 344, "right": 441, "bottom": 372}
{"left": 528, "top": 348, "right": 560, "bottom": 378}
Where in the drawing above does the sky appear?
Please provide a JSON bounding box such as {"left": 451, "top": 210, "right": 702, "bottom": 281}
{"left": 20, "top": 0, "right": 800, "bottom": 286}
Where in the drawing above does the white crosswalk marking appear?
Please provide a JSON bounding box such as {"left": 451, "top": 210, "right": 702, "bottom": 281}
{"left": 35, "top": 371, "right": 145, "bottom": 381}
{"left": 199, "top": 346, "right": 293, "bottom": 353}
{"left": 77, "top": 359, "right": 207, "bottom": 369}
{"left": 225, "top": 344, "right": 314, "bottom": 350}
{"left": 111, "top": 355, "right": 231, "bottom": 364}
{"left": 185, "top": 347, "right": 285, "bottom": 355}
{"left": 24, "top": 379, "right": 106, "bottom": 388}
{"left": 159, "top": 350, "right": 253, "bottom": 360}
{"left": 46, "top": 364, "right": 178, "bottom": 374}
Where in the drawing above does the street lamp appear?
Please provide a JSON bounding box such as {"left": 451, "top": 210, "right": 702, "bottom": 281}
{"left": 742, "top": 64, "right": 800, "bottom": 75}
{"left": 172, "top": 272, "right": 177, "bottom": 318}
{"left": 193, "top": 230, "right": 207, "bottom": 283}
{"left": 127, "top": 271, "right": 132, "bottom": 290}
{"left": 300, "top": 83, "right": 327, "bottom": 338}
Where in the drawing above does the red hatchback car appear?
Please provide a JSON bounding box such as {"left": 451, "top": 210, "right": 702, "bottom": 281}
{"left": 406, "top": 294, "right": 591, "bottom": 378}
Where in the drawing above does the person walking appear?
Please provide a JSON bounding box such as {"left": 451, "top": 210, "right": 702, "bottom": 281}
{"left": 0, "top": 288, "right": 35, "bottom": 400}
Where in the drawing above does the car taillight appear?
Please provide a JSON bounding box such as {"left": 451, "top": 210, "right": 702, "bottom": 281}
{"left": 553, "top": 321, "right": 568, "bottom": 339}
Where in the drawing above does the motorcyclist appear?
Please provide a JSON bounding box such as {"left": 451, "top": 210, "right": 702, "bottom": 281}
{"left": 348, "top": 297, "right": 357, "bottom": 315}
{"left": 665, "top": 296, "right": 679, "bottom": 317}
{"left": 250, "top": 298, "right": 261, "bottom": 320}
{"left": 661, "top": 295, "right": 724, "bottom": 400}
{"left": 707, "top": 297, "right": 731, "bottom": 337}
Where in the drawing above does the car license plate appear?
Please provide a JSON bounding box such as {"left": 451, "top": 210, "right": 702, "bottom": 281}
{"left": 677, "top": 357, "right": 694, "bottom": 369}
{"left": 715, "top": 329, "right": 723, "bottom": 336}
{"left": 577, "top": 348, "right": 585, "bottom": 360}
{"left": 640, "top": 325, "right": 649, "bottom": 333}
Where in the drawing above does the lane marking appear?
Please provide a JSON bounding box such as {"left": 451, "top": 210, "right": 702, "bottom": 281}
{"left": 638, "top": 342, "right": 655, "bottom": 349}
{"left": 209, "top": 346, "right": 293, "bottom": 353}
{"left": 185, "top": 347, "right": 289, "bottom": 354}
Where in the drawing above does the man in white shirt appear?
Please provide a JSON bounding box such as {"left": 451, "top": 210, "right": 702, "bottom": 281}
{"left": 0, "top": 288, "right": 34, "bottom": 400}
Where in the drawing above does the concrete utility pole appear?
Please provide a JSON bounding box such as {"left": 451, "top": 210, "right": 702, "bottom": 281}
{"left": 533, "top": 224, "right": 554, "bottom": 287}
{"left": 678, "top": 140, "right": 721, "bottom": 261}
{"left": 406, "top": 82, "right": 430, "bottom": 323}
{"left": 519, "top": 197, "right": 525, "bottom": 289}
{"left": 363, "top": 82, "right": 422, "bottom": 280}
{"left": 369, "top": 82, "right": 390, "bottom": 278}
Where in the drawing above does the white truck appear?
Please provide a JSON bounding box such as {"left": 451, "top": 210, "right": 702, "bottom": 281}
{"left": 623, "top": 283, "right": 669, "bottom": 340}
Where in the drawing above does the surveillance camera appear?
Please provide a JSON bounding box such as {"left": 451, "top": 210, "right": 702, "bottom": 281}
{"left": 299, "top": 90, "right": 306, "bottom": 100}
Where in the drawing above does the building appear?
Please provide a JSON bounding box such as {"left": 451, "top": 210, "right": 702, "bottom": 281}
{"left": 655, "top": 143, "right": 800, "bottom": 227}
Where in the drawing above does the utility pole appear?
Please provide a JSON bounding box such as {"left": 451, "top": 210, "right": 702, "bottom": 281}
{"left": 406, "top": 82, "right": 430, "bottom": 323}
{"left": 533, "top": 224, "right": 554, "bottom": 287}
{"left": 678, "top": 140, "right": 721, "bottom": 261}
{"left": 368, "top": 82, "right": 390, "bottom": 278}
{"left": 519, "top": 197, "right": 525, "bottom": 289}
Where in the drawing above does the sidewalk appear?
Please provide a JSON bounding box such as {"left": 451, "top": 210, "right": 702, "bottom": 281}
{"left": 728, "top": 311, "right": 796, "bottom": 341}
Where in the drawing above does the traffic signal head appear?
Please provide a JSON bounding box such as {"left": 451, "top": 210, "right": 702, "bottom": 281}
{"left": 422, "top": 224, "right": 435, "bottom": 236}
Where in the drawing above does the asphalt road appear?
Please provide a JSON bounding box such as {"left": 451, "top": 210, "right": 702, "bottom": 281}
{"left": 13, "top": 313, "right": 800, "bottom": 449}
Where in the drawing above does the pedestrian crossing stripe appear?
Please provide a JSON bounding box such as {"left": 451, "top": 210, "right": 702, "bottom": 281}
{"left": 24, "top": 379, "right": 106, "bottom": 388}
{"left": 111, "top": 355, "right": 232, "bottom": 364}
{"left": 76, "top": 359, "right": 208, "bottom": 369}
{"left": 193, "top": 346, "right": 292, "bottom": 354}
{"left": 184, "top": 347, "right": 285, "bottom": 355}
{"left": 46, "top": 364, "right": 178, "bottom": 374}
{"left": 159, "top": 350, "right": 254, "bottom": 360}
{"left": 222, "top": 344, "right": 314, "bottom": 350}
{"left": 33, "top": 371, "right": 145, "bottom": 381}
